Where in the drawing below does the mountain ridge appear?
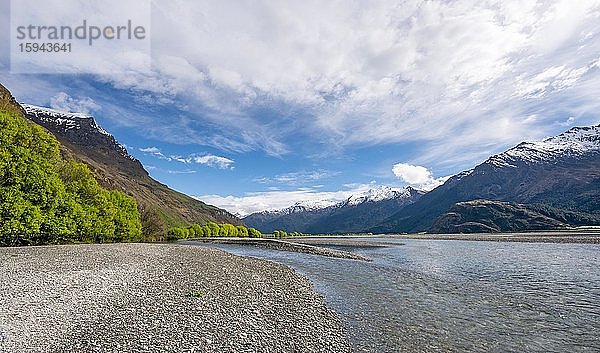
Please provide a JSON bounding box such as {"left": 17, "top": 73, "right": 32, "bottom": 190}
{"left": 19, "top": 101, "right": 242, "bottom": 236}
{"left": 243, "top": 186, "right": 425, "bottom": 233}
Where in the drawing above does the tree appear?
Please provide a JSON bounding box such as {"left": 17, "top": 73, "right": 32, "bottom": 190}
{"left": 273, "top": 230, "right": 287, "bottom": 238}
{"left": 248, "top": 228, "right": 262, "bottom": 238}
{"left": 140, "top": 206, "right": 166, "bottom": 241}
{"left": 236, "top": 225, "right": 248, "bottom": 237}
{"left": 207, "top": 222, "right": 220, "bottom": 237}
{"left": 108, "top": 190, "right": 142, "bottom": 242}
{"left": 191, "top": 224, "right": 203, "bottom": 237}
{"left": 220, "top": 223, "right": 237, "bottom": 237}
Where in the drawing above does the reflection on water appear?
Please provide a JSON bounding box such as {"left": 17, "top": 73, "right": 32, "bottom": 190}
{"left": 189, "top": 238, "right": 600, "bottom": 353}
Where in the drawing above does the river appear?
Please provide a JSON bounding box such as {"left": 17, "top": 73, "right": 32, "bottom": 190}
{"left": 189, "top": 237, "right": 600, "bottom": 352}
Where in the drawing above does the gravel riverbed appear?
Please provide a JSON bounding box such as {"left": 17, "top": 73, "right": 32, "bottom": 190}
{"left": 0, "top": 243, "right": 350, "bottom": 353}
{"left": 186, "top": 238, "right": 371, "bottom": 261}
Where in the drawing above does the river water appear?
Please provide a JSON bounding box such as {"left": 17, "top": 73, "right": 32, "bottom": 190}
{"left": 190, "top": 238, "right": 600, "bottom": 353}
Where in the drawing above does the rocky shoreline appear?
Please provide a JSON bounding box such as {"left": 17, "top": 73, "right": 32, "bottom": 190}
{"left": 0, "top": 243, "right": 350, "bottom": 353}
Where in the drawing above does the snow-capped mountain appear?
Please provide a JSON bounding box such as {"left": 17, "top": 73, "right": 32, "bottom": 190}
{"left": 252, "top": 185, "right": 420, "bottom": 216}
{"left": 279, "top": 200, "right": 338, "bottom": 214}
{"left": 22, "top": 104, "right": 134, "bottom": 161}
{"left": 345, "top": 186, "right": 415, "bottom": 206}
{"left": 22, "top": 104, "right": 110, "bottom": 135}
{"left": 372, "top": 123, "right": 600, "bottom": 234}
{"left": 243, "top": 186, "right": 425, "bottom": 233}
{"left": 488, "top": 125, "right": 600, "bottom": 168}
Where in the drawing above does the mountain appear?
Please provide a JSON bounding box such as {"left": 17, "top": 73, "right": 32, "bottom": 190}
{"left": 429, "top": 200, "right": 600, "bottom": 233}
{"left": 372, "top": 124, "right": 600, "bottom": 233}
{"left": 243, "top": 186, "right": 424, "bottom": 233}
{"left": 15, "top": 96, "right": 241, "bottom": 237}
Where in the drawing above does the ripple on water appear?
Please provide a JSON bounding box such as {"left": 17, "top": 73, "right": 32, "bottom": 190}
{"left": 196, "top": 239, "right": 600, "bottom": 353}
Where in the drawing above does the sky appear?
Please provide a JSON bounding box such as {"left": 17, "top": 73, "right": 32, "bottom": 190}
{"left": 1, "top": 0, "right": 600, "bottom": 216}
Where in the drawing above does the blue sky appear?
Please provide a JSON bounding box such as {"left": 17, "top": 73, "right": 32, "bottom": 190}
{"left": 1, "top": 0, "right": 600, "bottom": 215}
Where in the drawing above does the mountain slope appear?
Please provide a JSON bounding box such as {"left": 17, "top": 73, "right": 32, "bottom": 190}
{"left": 372, "top": 125, "right": 600, "bottom": 233}
{"left": 13, "top": 93, "right": 241, "bottom": 236}
{"left": 429, "top": 200, "right": 600, "bottom": 233}
{"left": 244, "top": 186, "right": 424, "bottom": 233}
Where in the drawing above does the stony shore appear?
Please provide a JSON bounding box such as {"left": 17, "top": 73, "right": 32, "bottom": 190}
{"left": 0, "top": 243, "right": 350, "bottom": 353}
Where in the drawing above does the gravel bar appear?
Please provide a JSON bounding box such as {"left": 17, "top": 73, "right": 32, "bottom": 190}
{"left": 188, "top": 238, "right": 371, "bottom": 261}
{"left": 0, "top": 243, "right": 350, "bottom": 353}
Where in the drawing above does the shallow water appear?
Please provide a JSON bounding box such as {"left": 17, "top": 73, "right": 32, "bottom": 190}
{"left": 188, "top": 238, "right": 600, "bottom": 353}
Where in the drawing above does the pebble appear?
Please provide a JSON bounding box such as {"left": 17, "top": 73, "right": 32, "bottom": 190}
{"left": 0, "top": 243, "right": 350, "bottom": 353}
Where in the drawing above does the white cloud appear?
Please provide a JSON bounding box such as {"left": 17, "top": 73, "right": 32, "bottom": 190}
{"left": 4, "top": 0, "right": 600, "bottom": 165}
{"left": 139, "top": 147, "right": 234, "bottom": 169}
{"left": 392, "top": 164, "right": 432, "bottom": 185}
{"left": 188, "top": 154, "right": 234, "bottom": 169}
{"left": 392, "top": 163, "right": 450, "bottom": 191}
{"left": 123, "top": 0, "right": 600, "bottom": 163}
{"left": 50, "top": 92, "right": 101, "bottom": 115}
{"left": 254, "top": 170, "right": 339, "bottom": 185}
{"left": 167, "top": 169, "right": 197, "bottom": 174}
{"left": 140, "top": 147, "right": 161, "bottom": 154}
{"left": 196, "top": 184, "right": 374, "bottom": 217}
{"left": 139, "top": 146, "right": 171, "bottom": 161}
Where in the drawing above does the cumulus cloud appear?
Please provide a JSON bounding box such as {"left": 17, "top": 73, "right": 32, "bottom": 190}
{"left": 196, "top": 184, "right": 375, "bottom": 217}
{"left": 392, "top": 163, "right": 449, "bottom": 191}
{"left": 50, "top": 92, "right": 101, "bottom": 115}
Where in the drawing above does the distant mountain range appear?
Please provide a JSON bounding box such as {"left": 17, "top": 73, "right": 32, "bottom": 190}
{"left": 246, "top": 125, "right": 600, "bottom": 234}
{"left": 6, "top": 82, "right": 599, "bottom": 235}
{"left": 20, "top": 102, "right": 241, "bottom": 237}
{"left": 243, "top": 186, "right": 425, "bottom": 233}
{"left": 372, "top": 124, "right": 600, "bottom": 233}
